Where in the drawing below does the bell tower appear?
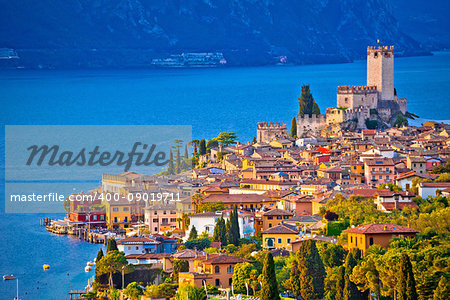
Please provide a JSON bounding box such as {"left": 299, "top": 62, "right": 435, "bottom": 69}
{"left": 367, "top": 45, "right": 394, "bottom": 101}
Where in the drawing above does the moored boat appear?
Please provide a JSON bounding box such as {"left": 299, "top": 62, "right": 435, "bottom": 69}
{"left": 3, "top": 274, "right": 15, "bottom": 280}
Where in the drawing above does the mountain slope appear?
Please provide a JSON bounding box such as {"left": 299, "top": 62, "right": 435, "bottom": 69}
{"left": 0, "top": 0, "right": 439, "bottom": 68}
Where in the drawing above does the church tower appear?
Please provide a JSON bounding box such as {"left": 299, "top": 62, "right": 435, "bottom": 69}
{"left": 367, "top": 45, "right": 394, "bottom": 101}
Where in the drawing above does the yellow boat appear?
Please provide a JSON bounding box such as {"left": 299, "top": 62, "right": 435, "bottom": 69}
{"left": 43, "top": 264, "right": 50, "bottom": 270}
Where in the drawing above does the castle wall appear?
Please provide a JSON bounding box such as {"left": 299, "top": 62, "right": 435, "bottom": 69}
{"left": 367, "top": 46, "right": 394, "bottom": 101}
{"left": 296, "top": 114, "right": 326, "bottom": 138}
{"left": 257, "top": 122, "right": 288, "bottom": 143}
{"left": 337, "top": 85, "right": 378, "bottom": 109}
{"left": 326, "top": 107, "right": 369, "bottom": 129}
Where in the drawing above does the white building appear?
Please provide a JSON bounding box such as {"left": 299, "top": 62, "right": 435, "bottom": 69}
{"left": 185, "top": 210, "right": 255, "bottom": 241}
{"left": 418, "top": 182, "right": 450, "bottom": 199}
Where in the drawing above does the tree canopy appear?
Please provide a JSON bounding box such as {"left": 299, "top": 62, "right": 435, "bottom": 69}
{"left": 298, "top": 84, "right": 321, "bottom": 117}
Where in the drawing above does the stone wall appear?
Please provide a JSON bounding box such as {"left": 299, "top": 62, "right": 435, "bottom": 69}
{"left": 257, "top": 122, "right": 288, "bottom": 143}
{"left": 296, "top": 114, "right": 326, "bottom": 138}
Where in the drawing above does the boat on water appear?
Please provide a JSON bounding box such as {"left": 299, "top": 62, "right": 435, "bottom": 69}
{"left": 87, "top": 261, "right": 95, "bottom": 266}
{"left": 85, "top": 265, "right": 92, "bottom": 272}
{"left": 3, "top": 274, "right": 15, "bottom": 280}
{"left": 43, "top": 264, "right": 50, "bottom": 270}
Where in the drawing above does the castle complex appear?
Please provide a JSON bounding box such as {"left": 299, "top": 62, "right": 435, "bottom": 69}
{"left": 295, "top": 45, "right": 407, "bottom": 137}
{"left": 256, "top": 122, "right": 289, "bottom": 143}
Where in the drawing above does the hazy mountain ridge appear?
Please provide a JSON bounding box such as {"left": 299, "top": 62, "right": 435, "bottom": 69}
{"left": 0, "top": 0, "right": 447, "bottom": 68}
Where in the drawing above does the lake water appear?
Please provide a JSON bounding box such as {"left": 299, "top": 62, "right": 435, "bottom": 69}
{"left": 1, "top": 52, "right": 450, "bottom": 299}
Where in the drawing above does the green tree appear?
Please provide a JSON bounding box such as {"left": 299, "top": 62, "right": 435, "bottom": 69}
{"left": 167, "top": 150, "right": 175, "bottom": 174}
{"left": 173, "top": 259, "right": 189, "bottom": 282}
{"left": 199, "top": 139, "right": 207, "bottom": 155}
{"left": 228, "top": 205, "right": 240, "bottom": 246}
{"left": 124, "top": 282, "right": 143, "bottom": 300}
{"left": 343, "top": 249, "right": 362, "bottom": 300}
{"left": 176, "top": 285, "right": 206, "bottom": 300}
{"left": 96, "top": 250, "right": 129, "bottom": 289}
{"left": 260, "top": 253, "right": 280, "bottom": 300}
{"left": 184, "top": 238, "right": 211, "bottom": 250}
{"left": 319, "top": 243, "right": 346, "bottom": 268}
{"left": 284, "top": 259, "right": 301, "bottom": 299}
{"left": 324, "top": 265, "right": 345, "bottom": 300}
{"left": 206, "top": 139, "right": 219, "bottom": 150}
{"left": 95, "top": 248, "right": 108, "bottom": 285}
{"left": 394, "top": 114, "right": 408, "bottom": 127}
{"left": 197, "top": 201, "right": 225, "bottom": 213}
{"left": 233, "top": 262, "right": 254, "bottom": 294}
{"left": 212, "top": 216, "right": 227, "bottom": 246}
{"left": 106, "top": 238, "right": 118, "bottom": 252}
{"left": 398, "top": 253, "right": 418, "bottom": 300}
{"left": 217, "top": 132, "right": 238, "bottom": 147}
{"left": 107, "top": 288, "right": 120, "bottom": 300}
{"left": 290, "top": 116, "right": 297, "bottom": 138}
{"left": 378, "top": 183, "right": 402, "bottom": 191}
{"left": 435, "top": 173, "right": 450, "bottom": 182}
{"left": 298, "top": 84, "right": 320, "bottom": 117}
{"left": 188, "top": 225, "right": 198, "bottom": 240}
{"left": 297, "top": 239, "right": 325, "bottom": 299}
{"left": 434, "top": 276, "right": 449, "bottom": 300}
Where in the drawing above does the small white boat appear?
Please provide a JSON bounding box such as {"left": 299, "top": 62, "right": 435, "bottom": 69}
{"left": 87, "top": 261, "right": 95, "bottom": 266}
{"left": 85, "top": 266, "right": 92, "bottom": 272}
{"left": 3, "top": 274, "right": 15, "bottom": 280}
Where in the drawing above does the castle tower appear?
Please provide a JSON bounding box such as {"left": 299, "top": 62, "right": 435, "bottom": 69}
{"left": 367, "top": 45, "right": 394, "bottom": 101}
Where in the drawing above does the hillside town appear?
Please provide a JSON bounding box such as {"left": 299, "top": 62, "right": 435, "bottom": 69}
{"left": 47, "top": 45, "right": 450, "bottom": 300}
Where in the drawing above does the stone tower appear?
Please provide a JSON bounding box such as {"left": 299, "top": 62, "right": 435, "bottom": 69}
{"left": 367, "top": 45, "right": 394, "bottom": 101}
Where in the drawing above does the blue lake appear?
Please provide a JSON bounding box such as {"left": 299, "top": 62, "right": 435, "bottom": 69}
{"left": 0, "top": 51, "right": 450, "bottom": 299}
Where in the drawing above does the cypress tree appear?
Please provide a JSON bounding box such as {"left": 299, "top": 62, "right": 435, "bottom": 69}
{"left": 225, "top": 218, "right": 231, "bottom": 244}
{"left": 343, "top": 249, "right": 362, "bottom": 300}
{"left": 336, "top": 265, "right": 346, "bottom": 300}
{"left": 212, "top": 216, "right": 227, "bottom": 246}
{"left": 228, "top": 205, "right": 240, "bottom": 246}
{"left": 286, "top": 259, "right": 301, "bottom": 299}
{"left": 252, "top": 136, "right": 257, "bottom": 144}
{"left": 261, "top": 252, "right": 280, "bottom": 300}
{"left": 298, "top": 84, "right": 320, "bottom": 117}
{"left": 106, "top": 238, "right": 118, "bottom": 253}
{"left": 398, "top": 253, "right": 418, "bottom": 300}
{"left": 188, "top": 225, "right": 198, "bottom": 240}
{"left": 167, "top": 150, "right": 175, "bottom": 174}
{"left": 290, "top": 116, "right": 297, "bottom": 138}
{"left": 175, "top": 147, "right": 181, "bottom": 174}
{"left": 95, "top": 249, "right": 108, "bottom": 285}
{"left": 199, "top": 139, "right": 206, "bottom": 155}
{"left": 297, "top": 239, "right": 325, "bottom": 299}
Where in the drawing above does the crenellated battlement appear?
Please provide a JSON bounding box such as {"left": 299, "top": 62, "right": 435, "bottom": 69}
{"left": 257, "top": 121, "right": 287, "bottom": 129}
{"left": 337, "top": 85, "right": 378, "bottom": 94}
{"left": 367, "top": 45, "right": 394, "bottom": 54}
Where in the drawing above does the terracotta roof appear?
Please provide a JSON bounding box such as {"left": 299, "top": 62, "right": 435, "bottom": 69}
{"left": 419, "top": 182, "right": 450, "bottom": 188}
{"left": 343, "top": 223, "right": 419, "bottom": 234}
{"left": 203, "top": 194, "right": 274, "bottom": 204}
{"left": 375, "top": 190, "right": 415, "bottom": 197}
{"left": 126, "top": 253, "right": 171, "bottom": 259}
{"left": 365, "top": 158, "right": 395, "bottom": 166}
{"left": 379, "top": 202, "right": 419, "bottom": 211}
{"left": 262, "top": 223, "right": 299, "bottom": 234}
{"left": 262, "top": 208, "right": 293, "bottom": 216}
{"left": 117, "top": 237, "right": 159, "bottom": 245}
{"left": 352, "top": 188, "right": 388, "bottom": 198}
{"left": 202, "top": 254, "right": 250, "bottom": 264}
{"left": 173, "top": 249, "right": 206, "bottom": 259}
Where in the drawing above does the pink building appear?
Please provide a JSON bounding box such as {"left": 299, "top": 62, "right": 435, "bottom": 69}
{"left": 144, "top": 203, "right": 178, "bottom": 234}
{"left": 364, "top": 158, "right": 395, "bottom": 185}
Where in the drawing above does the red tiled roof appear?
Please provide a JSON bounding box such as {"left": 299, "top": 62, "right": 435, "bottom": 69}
{"left": 262, "top": 208, "right": 293, "bottom": 216}
{"left": 419, "top": 182, "right": 450, "bottom": 188}
{"left": 375, "top": 190, "right": 415, "bottom": 197}
{"left": 262, "top": 223, "right": 299, "bottom": 234}
{"left": 343, "top": 223, "right": 419, "bottom": 234}
{"left": 203, "top": 194, "right": 275, "bottom": 204}
{"left": 202, "top": 254, "right": 250, "bottom": 264}
{"left": 352, "top": 188, "right": 388, "bottom": 198}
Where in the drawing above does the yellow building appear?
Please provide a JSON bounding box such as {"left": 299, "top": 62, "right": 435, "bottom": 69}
{"left": 104, "top": 194, "right": 134, "bottom": 229}
{"left": 261, "top": 224, "right": 299, "bottom": 250}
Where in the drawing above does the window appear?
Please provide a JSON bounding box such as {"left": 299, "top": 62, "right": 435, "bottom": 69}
{"left": 123, "top": 207, "right": 129, "bottom": 212}
{"left": 170, "top": 218, "right": 176, "bottom": 222}
{"left": 277, "top": 216, "right": 282, "bottom": 220}
{"left": 268, "top": 223, "right": 272, "bottom": 228}
{"left": 124, "top": 217, "right": 128, "bottom": 222}
{"left": 287, "top": 238, "right": 291, "bottom": 244}
{"left": 369, "top": 237, "right": 374, "bottom": 246}
{"left": 128, "top": 246, "right": 131, "bottom": 250}
{"left": 153, "top": 218, "right": 158, "bottom": 222}
{"left": 154, "top": 211, "right": 158, "bottom": 215}
{"left": 114, "top": 217, "right": 117, "bottom": 223}
{"left": 215, "top": 266, "right": 220, "bottom": 274}
{"left": 227, "top": 266, "right": 233, "bottom": 273}
{"left": 112, "top": 207, "right": 119, "bottom": 212}
{"left": 154, "top": 227, "right": 157, "bottom": 232}
{"left": 350, "top": 236, "right": 353, "bottom": 243}
{"left": 277, "top": 238, "right": 282, "bottom": 244}
{"left": 229, "top": 278, "right": 233, "bottom": 286}
{"left": 163, "top": 211, "right": 167, "bottom": 215}
{"left": 215, "top": 279, "right": 220, "bottom": 286}
{"left": 268, "top": 216, "right": 273, "bottom": 220}
{"left": 136, "top": 246, "right": 139, "bottom": 250}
